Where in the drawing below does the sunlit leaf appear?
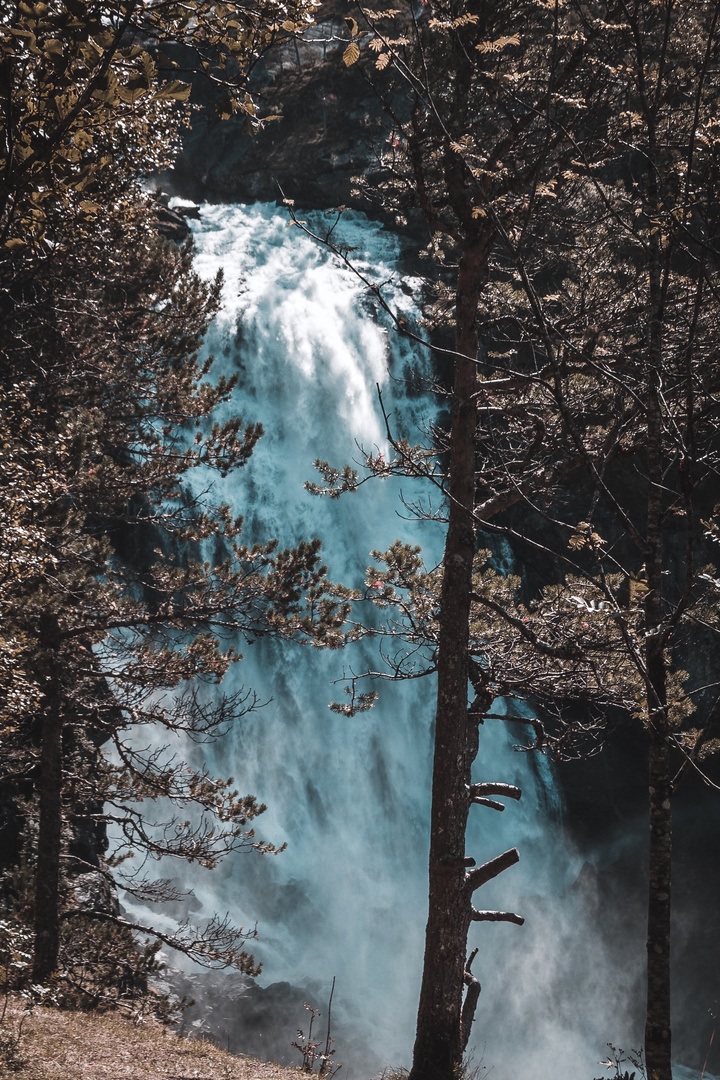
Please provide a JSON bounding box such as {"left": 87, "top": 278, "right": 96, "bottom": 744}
{"left": 343, "top": 41, "right": 360, "bottom": 66}
{"left": 155, "top": 79, "right": 192, "bottom": 101}
{"left": 476, "top": 34, "right": 520, "bottom": 53}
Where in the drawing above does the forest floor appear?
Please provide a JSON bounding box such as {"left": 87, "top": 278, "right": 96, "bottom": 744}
{"left": 0, "top": 996, "right": 312, "bottom": 1080}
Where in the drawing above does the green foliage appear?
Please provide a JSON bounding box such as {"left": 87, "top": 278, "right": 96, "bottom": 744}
{"left": 0, "top": 0, "right": 318, "bottom": 252}
{"left": 0, "top": 899, "right": 181, "bottom": 1023}
{"left": 0, "top": 0, "right": 350, "bottom": 989}
{"left": 0, "top": 209, "right": 352, "bottom": 965}
{"left": 0, "top": 385, "right": 59, "bottom": 731}
{"left": 320, "top": 3, "right": 720, "bottom": 1075}
{"left": 321, "top": 0, "right": 720, "bottom": 770}
{"left": 58, "top": 918, "right": 166, "bottom": 1012}
{"left": 0, "top": 922, "right": 35, "bottom": 997}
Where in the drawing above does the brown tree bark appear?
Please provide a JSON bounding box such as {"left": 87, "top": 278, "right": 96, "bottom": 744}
{"left": 641, "top": 114, "right": 672, "bottom": 1078}
{"left": 460, "top": 949, "right": 481, "bottom": 1054}
{"left": 642, "top": 270, "right": 672, "bottom": 1080}
{"left": 644, "top": 668, "right": 672, "bottom": 1080}
{"left": 32, "top": 615, "right": 64, "bottom": 982}
{"left": 408, "top": 236, "right": 489, "bottom": 1080}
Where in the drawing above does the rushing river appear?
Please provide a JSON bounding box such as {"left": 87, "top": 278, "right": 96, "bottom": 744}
{"left": 123, "top": 203, "right": 647, "bottom": 1080}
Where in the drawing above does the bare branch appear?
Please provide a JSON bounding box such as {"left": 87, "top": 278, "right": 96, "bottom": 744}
{"left": 465, "top": 848, "right": 520, "bottom": 893}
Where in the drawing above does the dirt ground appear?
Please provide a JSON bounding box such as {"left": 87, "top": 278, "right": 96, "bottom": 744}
{"left": 0, "top": 997, "right": 313, "bottom": 1080}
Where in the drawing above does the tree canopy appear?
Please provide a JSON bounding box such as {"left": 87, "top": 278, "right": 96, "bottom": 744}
{"left": 0, "top": 0, "right": 355, "bottom": 1004}
{"left": 301, "top": 3, "right": 720, "bottom": 1078}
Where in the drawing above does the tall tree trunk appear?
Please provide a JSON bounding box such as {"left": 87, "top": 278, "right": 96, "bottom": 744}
{"left": 642, "top": 173, "right": 672, "bottom": 1077}
{"left": 643, "top": 378, "right": 672, "bottom": 1080}
{"left": 408, "top": 238, "right": 486, "bottom": 1080}
{"left": 644, "top": 662, "right": 672, "bottom": 1080}
{"left": 32, "top": 616, "right": 64, "bottom": 983}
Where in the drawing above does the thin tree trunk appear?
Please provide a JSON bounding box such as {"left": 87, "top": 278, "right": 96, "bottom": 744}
{"left": 642, "top": 150, "right": 672, "bottom": 1075}
{"left": 644, "top": 671, "right": 672, "bottom": 1080}
{"left": 32, "top": 617, "right": 64, "bottom": 983}
{"left": 409, "top": 237, "right": 487, "bottom": 1080}
{"left": 643, "top": 394, "right": 672, "bottom": 1080}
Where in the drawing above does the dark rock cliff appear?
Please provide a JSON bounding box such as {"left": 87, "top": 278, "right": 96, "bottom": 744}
{"left": 159, "top": 1, "right": 392, "bottom": 212}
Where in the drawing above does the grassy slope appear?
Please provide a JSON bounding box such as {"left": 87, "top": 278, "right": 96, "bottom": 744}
{"left": 0, "top": 997, "right": 312, "bottom": 1080}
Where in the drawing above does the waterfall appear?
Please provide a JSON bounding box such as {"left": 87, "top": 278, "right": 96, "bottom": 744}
{"left": 125, "top": 203, "right": 646, "bottom": 1080}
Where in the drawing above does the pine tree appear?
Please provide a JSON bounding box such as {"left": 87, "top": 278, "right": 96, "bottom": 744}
{"left": 0, "top": 0, "right": 351, "bottom": 993}
{"left": 313, "top": 2, "right": 720, "bottom": 1077}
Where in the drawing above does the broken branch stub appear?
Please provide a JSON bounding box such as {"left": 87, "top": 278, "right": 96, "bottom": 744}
{"left": 469, "top": 782, "right": 522, "bottom": 800}
{"left": 460, "top": 948, "right": 481, "bottom": 1053}
{"left": 465, "top": 847, "right": 520, "bottom": 893}
{"left": 472, "top": 796, "right": 506, "bottom": 811}
{"left": 470, "top": 908, "right": 525, "bottom": 926}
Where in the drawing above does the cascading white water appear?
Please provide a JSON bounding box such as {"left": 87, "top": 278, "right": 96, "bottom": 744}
{"left": 172, "top": 204, "right": 442, "bottom": 1070}
{"left": 127, "top": 203, "right": 648, "bottom": 1080}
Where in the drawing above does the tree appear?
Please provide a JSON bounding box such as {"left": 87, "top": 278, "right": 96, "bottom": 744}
{"left": 2, "top": 213, "right": 353, "bottom": 987}
{"left": 458, "top": 7, "right": 720, "bottom": 1076}
{"left": 0, "top": 0, "right": 352, "bottom": 994}
{"left": 316, "top": 4, "right": 618, "bottom": 1077}
{"left": 0, "top": 385, "right": 58, "bottom": 732}
{"left": 304, "top": 2, "right": 720, "bottom": 1078}
{"left": 0, "top": 0, "right": 316, "bottom": 249}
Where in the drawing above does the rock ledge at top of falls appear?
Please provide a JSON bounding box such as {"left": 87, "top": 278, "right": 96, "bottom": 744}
{"left": 158, "top": 0, "right": 397, "bottom": 214}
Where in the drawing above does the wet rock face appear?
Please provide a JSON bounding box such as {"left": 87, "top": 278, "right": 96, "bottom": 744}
{"left": 159, "top": 2, "right": 393, "bottom": 211}
{"left": 154, "top": 963, "right": 381, "bottom": 1076}
{"left": 153, "top": 965, "right": 322, "bottom": 1066}
{"left": 71, "top": 870, "right": 120, "bottom": 918}
{"left": 153, "top": 199, "right": 193, "bottom": 243}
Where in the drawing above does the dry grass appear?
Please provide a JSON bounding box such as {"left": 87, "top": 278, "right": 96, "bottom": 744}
{"left": 0, "top": 996, "right": 311, "bottom": 1080}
